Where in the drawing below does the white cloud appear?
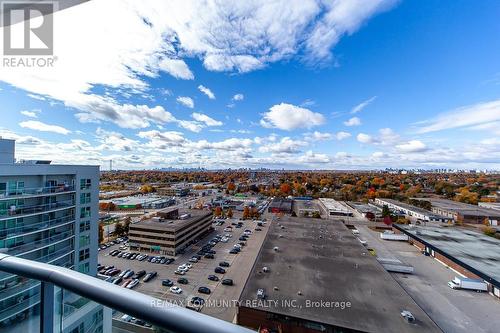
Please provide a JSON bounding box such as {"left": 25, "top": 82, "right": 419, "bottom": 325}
{"left": 415, "top": 99, "right": 500, "bottom": 133}
{"left": 335, "top": 131, "right": 351, "bottom": 140}
{"left": 344, "top": 116, "right": 361, "bottom": 126}
{"left": 261, "top": 103, "right": 325, "bottom": 130}
{"left": 198, "top": 85, "right": 215, "bottom": 99}
{"left": 19, "top": 120, "right": 71, "bottom": 135}
{"left": 158, "top": 58, "right": 194, "bottom": 80}
{"left": 395, "top": 140, "right": 427, "bottom": 153}
{"left": 305, "top": 131, "right": 332, "bottom": 141}
{"left": 95, "top": 128, "right": 138, "bottom": 151}
{"left": 176, "top": 96, "right": 194, "bottom": 108}
{"left": 232, "top": 94, "right": 244, "bottom": 101}
{"left": 357, "top": 133, "right": 373, "bottom": 144}
{"left": 191, "top": 113, "right": 223, "bottom": 127}
{"left": 259, "top": 137, "right": 307, "bottom": 154}
{"left": 0, "top": 0, "right": 395, "bottom": 130}
{"left": 20, "top": 109, "right": 41, "bottom": 118}
{"left": 351, "top": 96, "right": 377, "bottom": 114}
{"left": 177, "top": 120, "right": 204, "bottom": 133}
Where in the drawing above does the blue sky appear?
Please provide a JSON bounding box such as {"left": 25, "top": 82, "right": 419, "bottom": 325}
{"left": 0, "top": 0, "right": 499, "bottom": 170}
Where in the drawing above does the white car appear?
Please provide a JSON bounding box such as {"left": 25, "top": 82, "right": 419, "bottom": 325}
{"left": 220, "top": 238, "right": 228, "bottom": 243}
{"left": 185, "top": 263, "right": 192, "bottom": 269}
{"left": 174, "top": 270, "right": 186, "bottom": 275}
{"left": 170, "top": 286, "right": 183, "bottom": 294}
{"left": 224, "top": 227, "right": 232, "bottom": 232}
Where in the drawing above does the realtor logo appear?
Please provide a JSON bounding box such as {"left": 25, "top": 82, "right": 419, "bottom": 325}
{"left": 2, "top": 1, "right": 55, "bottom": 55}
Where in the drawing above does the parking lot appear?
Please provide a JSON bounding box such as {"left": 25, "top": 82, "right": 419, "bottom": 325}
{"left": 98, "top": 213, "right": 273, "bottom": 324}
{"left": 356, "top": 224, "right": 500, "bottom": 333}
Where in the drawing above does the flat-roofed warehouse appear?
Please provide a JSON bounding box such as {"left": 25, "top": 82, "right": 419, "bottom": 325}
{"left": 318, "top": 197, "right": 353, "bottom": 217}
{"left": 414, "top": 198, "right": 500, "bottom": 225}
{"left": 375, "top": 198, "right": 452, "bottom": 223}
{"left": 394, "top": 224, "right": 500, "bottom": 298}
{"left": 128, "top": 208, "right": 212, "bottom": 256}
{"left": 268, "top": 198, "right": 293, "bottom": 214}
{"left": 237, "top": 217, "right": 441, "bottom": 333}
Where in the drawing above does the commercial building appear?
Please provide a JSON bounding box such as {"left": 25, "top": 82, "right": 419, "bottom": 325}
{"left": 128, "top": 208, "right": 212, "bottom": 255}
{"left": 0, "top": 139, "right": 108, "bottom": 332}
{"left": 414, "top": 198, "right": 500, "bottom": 225}
{"left": 157, "top": 187, "right": 189, "bottom": 197}
{"left": 237, "top": 217, "right": 440, "bottom": 333}
{"left": 100, "top": 195, "right": 175, "bottom": 210}
{"left": 318, "top": 198, "right": 353, "bottom": 217}
{"left": 394, "top": 224, "right": 500, "bottom": 298}
{"left": 267, "top": 198, "right": 293, "bottom": 214}
{"left": 346, "top": 202, "right": 382, "bottom": 220}
{"left": 478, "top": 202, "right": 500, "bottom": 212}
{"left": 375, "top": 198, "right": 452, "bottom": 223}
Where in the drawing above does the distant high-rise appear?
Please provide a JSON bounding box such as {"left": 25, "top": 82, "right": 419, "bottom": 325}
{"left": 0, "top": 139, "right": 108, "bottom": 332}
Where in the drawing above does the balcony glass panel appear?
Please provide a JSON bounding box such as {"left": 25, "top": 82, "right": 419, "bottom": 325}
{"left": 0, "top": 200, "right": 76, "bottom": 220}
{"left": 0, "top": 185, "right": 75, "bottom": 200}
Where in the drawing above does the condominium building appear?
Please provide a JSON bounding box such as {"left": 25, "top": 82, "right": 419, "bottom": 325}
{"left": 0, "top": 139, "right": 107, "bottom": 332}
{"left": 128, "top": 208, "right": 212, "bottom": 256}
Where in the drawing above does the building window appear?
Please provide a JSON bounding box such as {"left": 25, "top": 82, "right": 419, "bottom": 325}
{"left": 79, "top": 248, "right": 90, "bottom": 261}
{"left": 79, "top": 221, "right": 91, "bottom": 232}
{"left": 78, "top": 262, "right": 90, "bottom": 274}
{"left": 79, "top": 235, "right": 90, "bottom": 247}
{"left": 80, "top": 193, "right": 91, "bottom": 204}
{"left": 80, "top": 207, "right": 91, "bottom": 218}
{"left": 80, "top": 179, "right": 91, "bottom": 190}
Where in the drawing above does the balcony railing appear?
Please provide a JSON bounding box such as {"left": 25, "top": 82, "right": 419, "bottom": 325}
{"left": 0, "top": 254, "right": 254, "bottom": 333}
{"left": 0, "top": 200, "right": 75, "bottom": 220}
{"left": 0, "top": 185, "right": 75, "bottom": 200}
{"left": 2, "top": 231, "right": 74, "bottom": 256}
{"left": 0, "top": 215, "right": 75, "bottom": 240}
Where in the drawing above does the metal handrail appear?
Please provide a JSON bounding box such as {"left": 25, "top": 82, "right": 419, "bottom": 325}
{"left": 0, "top": 254, "right": 254, "bottom": 333}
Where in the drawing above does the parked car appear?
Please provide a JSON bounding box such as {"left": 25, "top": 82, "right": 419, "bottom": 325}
{"left": 177, "top": 278, "right": 189, "bottom": 284}
{"left": 121, "top": 314, "right": 132, "bottom": 322}
{"left": 198, "top": 286, "right": 211, "bottom": 294}
{"left": 208, "top": 275, "right": 219, "bottom": 281}
{"left": 143, "top": 271, "right": 157, "bottom": 282}
{"left": 204, "top": 253, "right": 215, "bottom": 259}
{"left": 133, "top": 270, "right": 146, "bottom": 279}
{"left": 219, "top": 261, "right": 230, "bottom": 267}
{"left": 118, "top": 269, "right": 130, "bottom": 278}
{"left": 170, "top": 286, "right": 183, "bottom": 294}
{"left": 257, "top": 288, "right": 265, "bottom": 299}
{"left": 255, "top": 228, "right": 262, "bottom": 231}
{"left": 162, "top": 279, "right": 174, "bottom": 287}
{"left": 112, "top": 277, "right": 123, "bottom": 285}
{"left": 126, "top": 279, "right": 139, "bottom": 289}
{"left": 229, "top": 249, "right": 239, "bottom": 254}
{"left": 221, "top": 279, "right": 233, "bottom": 286}
{"left": 123, "top": 270, "right": 134, "bottom": 279}
{"left": 214, "top": 267, "right": 226, "bottom": 274}
{"left": 174, "top": 270, "right": 186, "bottom": 275}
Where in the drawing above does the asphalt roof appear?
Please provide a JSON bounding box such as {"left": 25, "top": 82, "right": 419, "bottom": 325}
{"left": 415, "top": 198, "right": 500, "bottom": 218}
{"left": 130, "top": 210, "right": 211, "bottom": 232}
{"left": 239, "top": 217, "right": 441, "bottom": 333}
{"left": 397, "top": 224, "right": 500, "bottom": 287}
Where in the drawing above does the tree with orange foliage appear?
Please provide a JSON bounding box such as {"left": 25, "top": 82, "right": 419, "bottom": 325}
{"left": 243, "top": 206, "right": 250, "bottom": 219}
{"left": 227, "top": 182, "right": 236, "bottom": 192}
{"left": 280, "top": 183, "right": 291, "bottom": 195}
{"left": 227, "top": 208, "right": 233, "bottom": 218}
{"left": 214, "top": 206, "right": 222, "bottom": 217}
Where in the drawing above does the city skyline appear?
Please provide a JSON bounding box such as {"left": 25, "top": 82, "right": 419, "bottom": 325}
{"left": 1, "top": 0, "right": 499, "bottom": 170}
